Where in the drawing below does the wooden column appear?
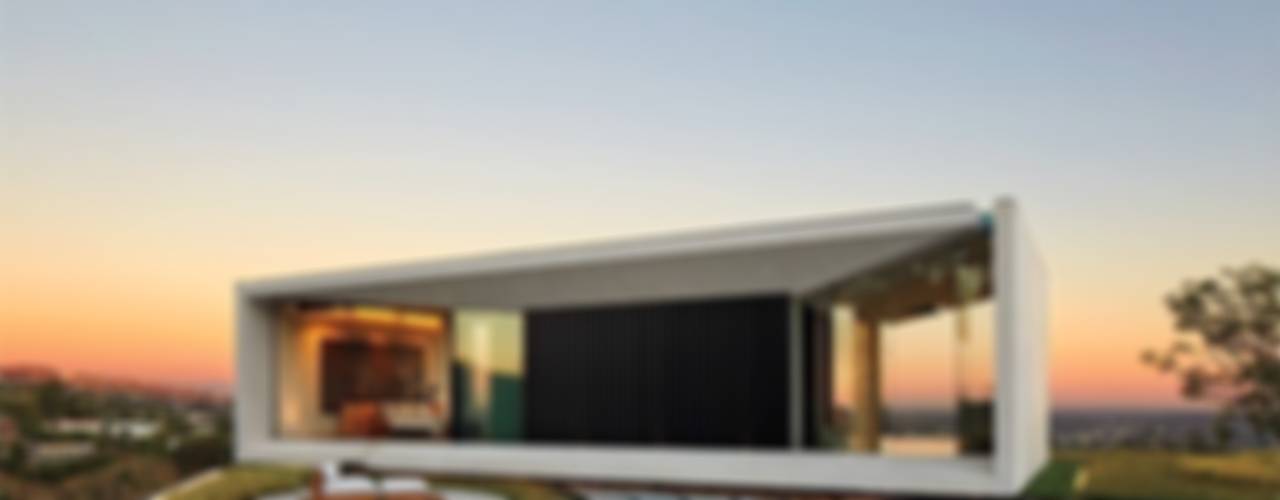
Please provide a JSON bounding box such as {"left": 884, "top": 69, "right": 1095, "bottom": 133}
{"left": 851, "top": 312, "right": 881, "bottom": 452}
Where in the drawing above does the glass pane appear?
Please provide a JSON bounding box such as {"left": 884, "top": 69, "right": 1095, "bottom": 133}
{"left": 804, "top": 226, "right": 995, "bottom": 457}
{"left": 452, "top": 310, "right": 524, "bottom": 441}
{"left": 275, "top": 304, "right": 449, "bottom": 439}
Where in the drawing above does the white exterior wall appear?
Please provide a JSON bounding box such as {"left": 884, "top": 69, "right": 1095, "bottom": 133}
{"left": 234, "top": 292, "right": 277, "bottom": 459}
{"left": 993, "top": 198, "right": 1051, "bottom": 491}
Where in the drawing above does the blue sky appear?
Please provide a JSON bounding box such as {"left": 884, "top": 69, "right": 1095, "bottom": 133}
{"left": 2, "top": 1, "right": 1278, "bottom": 405}
{"left": 6, "top": 1, "right": 1276, "bottom": 228}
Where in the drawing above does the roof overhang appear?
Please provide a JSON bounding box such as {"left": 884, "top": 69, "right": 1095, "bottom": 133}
{"left": 238, "top": 201, "right": 987, "bottom": 308}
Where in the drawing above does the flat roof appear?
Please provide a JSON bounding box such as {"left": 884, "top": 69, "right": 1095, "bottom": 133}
{"left": 239, "top": 200, "right": 987, "bottom": 305}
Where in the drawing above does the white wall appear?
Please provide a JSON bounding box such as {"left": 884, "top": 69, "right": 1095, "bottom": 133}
{"left": 994, "top": 198, "right": 1051, "bottom": 492}
{"left": 234, "top": 292, "right": 275, "bottom": 459}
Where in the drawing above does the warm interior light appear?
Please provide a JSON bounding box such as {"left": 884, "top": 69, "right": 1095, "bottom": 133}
{"left": 294, "top": 303, "right": 445, "bottom": 334}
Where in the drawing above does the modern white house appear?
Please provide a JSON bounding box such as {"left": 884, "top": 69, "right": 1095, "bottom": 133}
{"left": 235, "top": 198, "right": 1048, "bottom": 497}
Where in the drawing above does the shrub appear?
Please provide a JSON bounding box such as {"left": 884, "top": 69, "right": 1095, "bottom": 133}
{"left": 25, "top": 453, "right": 110, "bottom": 482}
{"left": 170, "top": 435, "right": 231, "bottom": 476}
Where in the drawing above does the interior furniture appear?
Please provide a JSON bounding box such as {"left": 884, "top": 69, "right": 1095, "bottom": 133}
{"left": 311, "top": 461, "right": 378, "bottom": 500}
{"left": 382, "top": 401, "right": 445, "bottom": 437}
{"left": 338, "top": 401, "right": 390, "bottom": 437}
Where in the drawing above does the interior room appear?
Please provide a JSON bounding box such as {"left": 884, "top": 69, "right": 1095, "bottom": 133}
{"left": 275, "top": 303, "right": 454, "bottom": 439}
{"left": 803, "top": 226, "right": 996, "bottom": 457}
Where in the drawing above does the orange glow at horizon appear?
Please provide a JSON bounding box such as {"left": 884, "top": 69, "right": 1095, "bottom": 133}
{"left": 0, "top": 213, "right": 1229, "bottom": 410}
{"left": 0, "top": 257, "right": 1205, "bottom": 409}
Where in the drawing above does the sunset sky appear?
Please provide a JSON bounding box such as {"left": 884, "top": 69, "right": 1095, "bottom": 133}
{"left": 2, "top": 1, "right": 1277, "bottom": 408}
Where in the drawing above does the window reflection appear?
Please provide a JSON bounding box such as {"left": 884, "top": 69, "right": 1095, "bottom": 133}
{"left": 805, "top": 227, "right": 995, "bottom": 456}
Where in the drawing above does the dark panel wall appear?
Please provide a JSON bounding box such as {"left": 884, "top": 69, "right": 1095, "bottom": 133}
{"left": 525, "top": 295, "right": 790, "bottom": 448}
{"left": 802, "top": 305, "right": 829, "bottom": 447}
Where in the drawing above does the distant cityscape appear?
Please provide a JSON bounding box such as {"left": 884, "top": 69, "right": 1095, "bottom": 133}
{"left": 0, "top": 363, "right": 232, "bottom": 499}
{"left": 0, "top": 362, "right": 1275, "bottom": 499}
{"left": 881, "top": 407, "right": 1274, "bottom": 451}
{"left": 3, "top": 363, "right": 1273, "bottom": 451}
{"left": 1052, "top": 409, "right": 1274, "bottom": 450}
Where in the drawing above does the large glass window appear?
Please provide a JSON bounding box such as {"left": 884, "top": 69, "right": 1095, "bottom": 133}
{"left": 451, "top": 310, "right": 525, "bottom": 441}
{"left": 275, "top": 304, "right": 450, "bottom": 439}
{"left": 804, "top": 227, "right": 995, "bottom": 456}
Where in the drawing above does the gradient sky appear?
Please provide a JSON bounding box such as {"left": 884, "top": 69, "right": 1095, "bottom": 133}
{"left": 2, "top": 1, "right": 1277, "bottom": 407}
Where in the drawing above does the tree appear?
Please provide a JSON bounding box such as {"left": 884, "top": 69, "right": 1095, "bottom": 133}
{"left": 35, "top": 380, "right": 68, "bottom": 418}
{"left": 1142, "top": 263, "right": 1280, "bottom": 442}
{"left": 170, "top": 435, "right": 231, "bottom": 475}
{"left": 4, "top": 442, "right": 27, "bottom": 472}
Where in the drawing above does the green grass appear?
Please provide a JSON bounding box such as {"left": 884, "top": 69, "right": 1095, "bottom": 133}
{"left": 1023, "top": 459, "right": 1081, "bottom": 498}
{"left": 161, "top": 464, "right": 573, "bottom": 500}
{"left": 166, "top": 464, "right": 310, "bottom": 500}
{"left": 432, "top": 477, "right": 574, "bottom": 500}
{"left": 1027, "top": 450, "right": 1280, "bottom": 500}
{"left": 163, "top": 450, "right": 1280, "bottom": 500}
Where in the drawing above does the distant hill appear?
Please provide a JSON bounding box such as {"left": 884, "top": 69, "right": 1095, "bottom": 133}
{"left": 0, "top": 363, "right": 230, "bottom": 406}
{"left": 0, "top": 363, "right": 60, "bottom": 385}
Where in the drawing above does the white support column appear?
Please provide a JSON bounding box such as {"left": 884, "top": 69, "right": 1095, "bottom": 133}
{"left": 993, "top": 197, "right": 1050, "bottom": 492}
{"left": 234, "top": 290, "right": 277, "bottom": 460}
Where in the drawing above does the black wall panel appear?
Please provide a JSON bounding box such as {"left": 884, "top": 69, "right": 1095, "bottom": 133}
{"left": 802, "top": 304, "right": 832, "bottom": 447}
{"left": 525, "top": 295, "right": 790, "bottom": 448}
